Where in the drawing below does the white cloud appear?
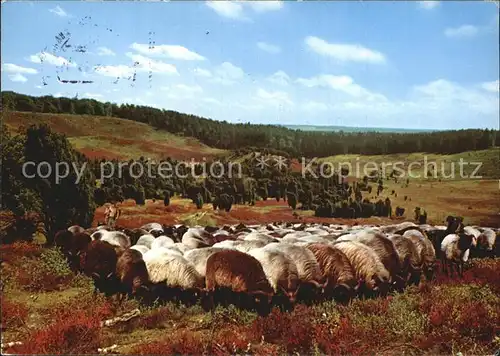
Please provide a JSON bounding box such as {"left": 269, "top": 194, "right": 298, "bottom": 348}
{"left": 2, "top": 63, "right": 38, "bottom": 74}
{"left": 302, "top": 101, "right": 329, "bottom": 112}
{"left": 297, "top": 74, "right": 386, "bottom": 101}
{"left": 94, "top": 64, "right": 135, "bottom": 78}
{"left": 83, "top": 93, "right": 103, "bottom": 99}
{"left": 267, "top": 70, "right": 290, "bottom": 86}
{"left": 161, "top": 84, "right": 204, "bottom": 100}
{"left": 418, "top": 1, "right": 439, "bottom": 10}
{"left": 130, "top": 42, "right": 205, "bottom": 61}
{"left": 126, "top": 52, "right": 179, "bottom": 75}
{"left": 444, "top": 25, "right": 479, "bottom": 38}
{"left": 246, "top": 1, "right": 283, "bottom": 13}
{"left": 96, "top": 47, "right": 116, "bottom": 56}
{"left": 305, "top": 36, "right": 386, "bottom": 64}
{"left": 193, "top": 67, "right": 212, "bottom": 78}
{"left": 29, "top": 52, "right": 76, "bottom": 67}
{"left": 49, "top": 5, "right": 69, "bottom": 17}
{"left": 206, "top": 0, "right": 283, "bottom": 20}
{"left": 202, "top": 97, "right": 223, "bottom": 106}
{"left": 481, "top": 80, "right": 499, "bottom": 93}
{"left": 255, "top": 88, "right": 293, "bottom": 106}
{"left": 257, "top": 41, "right": 281, "bottom": 54}
{"left": 410, "top": 79, "right": 499, "bottom": 118}
{"left": 212, "top": 61, "right": 245, "bottom": 85}
{"left": 9, "top": 73, "right": 28, "bottom": 83}
{"left": 206, "top": 1, "right": 247, "bottom": 20}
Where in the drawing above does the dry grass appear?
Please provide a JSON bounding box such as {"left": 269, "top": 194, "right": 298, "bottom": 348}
{"left": 4, "top": 111, "right": 228, "bottom": 161}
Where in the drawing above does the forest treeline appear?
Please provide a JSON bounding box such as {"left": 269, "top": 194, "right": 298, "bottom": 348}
{"left": 2, "top": 91, "right": 498, "bottom": 157}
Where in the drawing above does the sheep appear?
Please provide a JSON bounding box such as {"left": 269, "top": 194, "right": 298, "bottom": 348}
{"left": 243, "top": 232, "right": 277, "bottom": 244}
{"left": 54, "top": 229, "right": 74, "bottom": 252}
{"left": 182, "top": 228, "right": 212, "bottom": 249}
{"left": 116, "top": 249, "right": 151, "bottom": 303}
{"left": 136, "top": 234, "right": 156, "bottom": 249}
{"left": 150, "top": 235, "right": 175, "bottom": 250}
{"left": 234, "top": 240, "right": 267, "bottom": 253}
{"left": 263, "top": 243, "right": 325, "bottom": 304}
{"left": 68, "top": 225, "right": 85, "bottom": 235}
{"left": 173, "top": 242, "right": 192, "bottom": 254}
{"left": 81, "top": 240, "right": 121, "bottom": 296}
{"left": 101, "top": 231, "right": 131, "bottom": 249}
{"left": 388, "top": 234, "right": 423, "bottom": 285}
{"left": 66, "top": 232, "right": 92, "bottom": 272}
{"left": 204, "top": 249, "right": 274, "bottom": 315}
{"left": 149, "top": 228, "right": 164, "bottom": 238}
{"left": 184, "top": 247, "right": 227, "bottom": 277}
{"left": 476, "top": 228, "right": 496, "bottom": 257}
{"left": 282, "top": 231, "right": 312, "bottom": 240}
{"left": 306, "top": 243, "right": 357, "bottom": 303}
{"left": 125, "top": 228, "right": 149, "bottom": 245}
{"left": 141, "top": 222, "right": 163, "bottom": 232}
{"left": 212, "top": 240, "right": 242, "bottom": 250}
{"left": 247, "top": 247, "right": 300, "bottom": 310}
{"left": 143, "top": 249, "right": 204, "bottom": 305}
{"left": 130, "top": 245, "right": 149, "bottom": 256}
{"left": 332, "top": 241, "right": 391, "bottom": 297}
{"left": 404, "top": 231, "right": 437, "bottom": 281}
{"left": 440, "top": 233, "right": 474, "bottom": 277}
{"left": 351, "top": 230, "right": 405, "bottom": 291}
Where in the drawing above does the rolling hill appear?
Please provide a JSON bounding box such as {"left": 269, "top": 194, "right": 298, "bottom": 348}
{"left": 4, "top": 111, "right": 228, "bottom": 161}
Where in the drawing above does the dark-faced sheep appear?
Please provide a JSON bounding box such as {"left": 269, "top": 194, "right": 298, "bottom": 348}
{"left": 182, "top": 228, "right": 213, "bottom": 249}
{"left": 307, "top": 243, "right": 357, "bottom": 303}
{"left": 116, "top": 249, "right": 151, "bottom": 303}
{"left": 264, "top": 243, "right": 325, "bottom": 304}
{"left": 67, "top": 232, "right": 92, "bottom": 272}
{"left": 81, "top": 240, "right": 120, "bottom": 296}
{"left": 184, "top": 247, "right": 226, "bottom": 277}
{"left": 68, "top": 225, "right": 85, "bottom": 235}
{"left": 440, "top": 233, "right": 474, "bottom": 277}
{"left": 101, "top": 231, "right": 131, "bottom": 249}
{"left": 332, "top": 241, "right": 391, "bottom": 298}
{"left": 143, "top": 249, "right": 204, "bottom": 306}
{"left": 352, "top": 230, "right": 405, "bottom": 291}
{"left": 248, "top": 247, "right": 300, "bottom": 311}
{"left": 404, "top": 230, "right": 437, "bottom": 281}
{"left": 388, "top": 234, "right": 422, "bottom": 285}
{"left": 204, "top": 249, "right": 274, "bottom": 316}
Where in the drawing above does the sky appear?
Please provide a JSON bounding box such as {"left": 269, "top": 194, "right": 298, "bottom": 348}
{"left": 1, "top": 0, "right": 499, "bottom": 130}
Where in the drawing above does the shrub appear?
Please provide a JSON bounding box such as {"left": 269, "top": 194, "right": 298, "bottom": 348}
{"left": 14, "top": 248, "right": 74, "bottom": 292}
{"left": 1, "top": 298, "right": 29, "bottom": 329}
{"left": 249, "top": 305, "right": 315, "bottom": 354}
{"left": 9, "top": 302, "right": 112, "bottom": 355}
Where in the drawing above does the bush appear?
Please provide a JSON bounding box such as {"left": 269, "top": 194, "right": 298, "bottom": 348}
{"left": 10, "top": 308, "right": 107, "bottom": 354}
{"left": 14, "top": 248, "right": 74, "bottom": 292}
{"left": 1, "top": 298, "right": 29, "bottom": 329}
{"left": 249, "top": 305, "right": 315, "bottom": 354}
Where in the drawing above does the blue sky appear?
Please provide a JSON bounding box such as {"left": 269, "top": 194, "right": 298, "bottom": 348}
{"left": 1, "top": 0, "right": 499, "bottom": 129}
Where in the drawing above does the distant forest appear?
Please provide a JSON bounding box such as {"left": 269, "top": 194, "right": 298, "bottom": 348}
{"left": 2, "top": 91, "right": 498, "bottom": 158}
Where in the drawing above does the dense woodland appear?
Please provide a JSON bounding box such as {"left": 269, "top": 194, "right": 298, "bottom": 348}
{"left": 2, "top": 91, "right": 499, "bottom": 157}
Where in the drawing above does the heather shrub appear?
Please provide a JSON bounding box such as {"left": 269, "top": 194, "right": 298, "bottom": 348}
{"left": 250, "top": 305, "right": 315, "bottom": 354}
{"left": 201, "top": 304, "right": 258, "bottom": 329}
{"left": 1, "top": 298, "right": 29, "bottom": 329}
{"left": 9, "top": 302, "right": 112, "bottom": 355}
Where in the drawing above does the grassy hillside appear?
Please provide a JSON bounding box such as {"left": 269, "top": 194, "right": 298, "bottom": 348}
{"left": 320, "top": 149, "right": 500, "bottom": 179}
{"left": 4, "top": 111, "right": 228, "bottom": 161}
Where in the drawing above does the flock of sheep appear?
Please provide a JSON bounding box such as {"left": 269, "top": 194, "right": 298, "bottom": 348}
{"left": 55, "top": 218, "right": 499, "bottom": 315}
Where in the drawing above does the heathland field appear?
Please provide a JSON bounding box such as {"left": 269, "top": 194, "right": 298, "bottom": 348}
{"left": 4, "top": 111, "right": 228, "bottom": 161}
